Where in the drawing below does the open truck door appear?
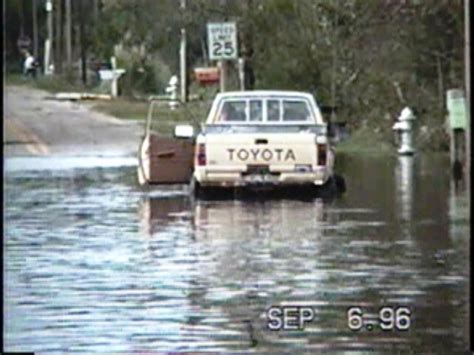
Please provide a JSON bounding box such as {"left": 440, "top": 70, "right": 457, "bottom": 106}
{"left": 137, "top": 98, "right": 195, "bottom": 186}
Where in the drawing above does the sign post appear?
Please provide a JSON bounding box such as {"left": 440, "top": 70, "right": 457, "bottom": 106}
{"left": 44, "top": 0, "right": 53, "bottom": 75}
{"left": 238, "top": 57, "right": 245, "bottom": 91}
{"left": 207, "top": 22, "right": 238, "bottom": 92}
{"left": 446, "top": 89, "right": 467, "bottom": 182}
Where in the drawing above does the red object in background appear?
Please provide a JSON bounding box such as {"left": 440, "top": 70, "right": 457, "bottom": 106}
{"left": 194, "top": 67, "right": 220, "bottom": 85}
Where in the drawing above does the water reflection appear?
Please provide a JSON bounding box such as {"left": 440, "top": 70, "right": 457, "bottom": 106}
{"left": 138, "top": 196, "right": 358, "bottom": 351}
{"left": 4, "top": 154, "right": 470, "bottom": 353}
{"left": 395, "top": 155, "right": 415, "bottom": 223}
{"left": 136, "top": 167, "right": 468, "bottom": 352}
{"left": 138, "top": 194, "right": 191, "bottom": 237}
{"left": 448, "top": 170, "right": 470, "bottom": 346}
{"left": 193, "top": 198, "right": 325, "bottom": 239}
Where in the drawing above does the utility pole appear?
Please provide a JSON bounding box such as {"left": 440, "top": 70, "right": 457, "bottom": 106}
{"left": 32, "top": 0, "right": 38, "bottom": 58}
{"left": 44, "top": 0, "right": 53, "bottom": 74}
{"left": 180, "top": 0, "right": 187, "bottom": 102}
{"left": 65, "top": 0, "right": 72, "bottom": 68}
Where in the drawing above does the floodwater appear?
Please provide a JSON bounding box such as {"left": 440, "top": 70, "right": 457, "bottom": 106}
{"left": 4, "top": 153, "right": 470, "bottom": 353}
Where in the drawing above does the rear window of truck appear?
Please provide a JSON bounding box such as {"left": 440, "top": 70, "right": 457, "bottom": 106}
{"left": 217, "top": 98, "right": 313, "bottom": 123}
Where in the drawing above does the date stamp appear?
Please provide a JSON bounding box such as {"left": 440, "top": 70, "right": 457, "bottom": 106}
{"left": 267, "top": 306, "right": 315, "bottom": 331}
{"left": 347, "top": 306, "right": 412, "bottom": 331}
{"left": 265, "top": 304, "right": 412, "bottom": 332}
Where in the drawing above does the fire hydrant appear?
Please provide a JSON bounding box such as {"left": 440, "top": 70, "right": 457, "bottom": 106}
{"left": 392, "top": 107, "right": 416, "bottom": 155}
{"left": 166, "top": 75, "right": 179, "bottom": 110}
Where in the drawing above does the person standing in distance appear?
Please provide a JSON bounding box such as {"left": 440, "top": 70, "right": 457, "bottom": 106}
{"left": 23, "top": 50, "right": 37, "bottom": 79}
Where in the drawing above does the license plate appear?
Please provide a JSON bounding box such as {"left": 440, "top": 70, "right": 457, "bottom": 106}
{"left": 247, "top": 165, "right": 270, "bottom": 174}
{"left": 244, "top": 174, "right": 278, "bottom": 183}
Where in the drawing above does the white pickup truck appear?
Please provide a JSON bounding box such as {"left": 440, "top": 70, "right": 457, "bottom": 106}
{"left": 179, "top": 90, "right": 343, "bottom": 196}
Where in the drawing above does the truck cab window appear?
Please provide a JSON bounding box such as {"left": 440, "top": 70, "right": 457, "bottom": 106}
{"left": 249, "top": 100, "right": 263, "bottom": 122}
{"left": 267, "top": 100, "right": 281, "bottom": 122}
{"left": 220, "top": 101, "right": 246, "bottom": 122}
{"left": 282, "top": 101, "right": 310, "bottom": 122}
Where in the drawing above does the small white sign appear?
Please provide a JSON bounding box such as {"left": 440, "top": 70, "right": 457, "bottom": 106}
{"left": 207, "top": 22, "right": 238, "bottom": 60}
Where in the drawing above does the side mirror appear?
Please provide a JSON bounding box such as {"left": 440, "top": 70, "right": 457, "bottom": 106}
{"left": 174, "top": 124, "right": 194, "bottom": 139}
{"left": 328, "top": 122, "right": 349, "bottom": 143}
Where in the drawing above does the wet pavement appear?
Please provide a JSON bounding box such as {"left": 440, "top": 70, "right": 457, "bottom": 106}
{"left": 4, "top": 153, "right": 470, "bottom": 353}
{"left": 4, "top": 86, "right": 142, "bottom": 157}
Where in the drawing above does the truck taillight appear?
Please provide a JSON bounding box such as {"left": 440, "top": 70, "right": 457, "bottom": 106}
{"left": 317, "top": 144, "right": 327, "bottom": 166}
{"left": 197, "top": 144, "right": 206, "bottom": 166}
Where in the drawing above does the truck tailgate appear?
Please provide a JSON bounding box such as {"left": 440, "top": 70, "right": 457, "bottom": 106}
{"left": 205, "top": 133, "right": 315, "bottom": 170}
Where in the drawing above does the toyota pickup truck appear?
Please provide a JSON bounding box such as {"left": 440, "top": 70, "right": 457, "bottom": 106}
{"left": 183, "top": 90, "right": 343, "bottom": 196}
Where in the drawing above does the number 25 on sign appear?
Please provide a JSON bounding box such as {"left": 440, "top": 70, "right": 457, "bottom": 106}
{"left": 207, "top": 22, "right": 238, "bottom": 61}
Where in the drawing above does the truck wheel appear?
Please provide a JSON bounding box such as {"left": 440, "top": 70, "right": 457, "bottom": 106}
{"left": 318, "top": 176, "right": 337, "bottom": 198}
{"left": 318, "top": 174, "right": 346, "bottom": 198}
{"left": 333, "top": 174, "right": 346, "bottom": 194}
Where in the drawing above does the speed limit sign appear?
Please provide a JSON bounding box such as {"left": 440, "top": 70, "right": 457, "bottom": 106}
{"left": 207, "top": 22, "right": 238, "bottom": 60}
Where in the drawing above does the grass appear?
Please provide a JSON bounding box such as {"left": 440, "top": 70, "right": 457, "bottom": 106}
{"left": 5, "top": 72, "right": 87, "bottom": 93}
{"left": 91, "top": 99, "right": 150, "bottom": 121}
{"left": 4, "top": 73, "right": 26, "bottom": 86}
{"left": 335, "top": 125, "right": 394, "bottom": 156}
{"left": 91, "top": 98, "right": 212, "bottom": 135}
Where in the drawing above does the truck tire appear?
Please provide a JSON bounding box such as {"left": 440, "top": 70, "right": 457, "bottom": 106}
{"left": 318, "top": 174, "right": 346, "bottom": 198}
{"left": 318, "top": 176, "right": 337, "bottom": 198}
{"left": 333, "top": 173, "right": 346, "bottom": 194}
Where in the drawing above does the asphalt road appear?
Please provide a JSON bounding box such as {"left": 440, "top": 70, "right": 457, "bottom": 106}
{"left": 4, "top": 85, "right": 143, "bottom": 157}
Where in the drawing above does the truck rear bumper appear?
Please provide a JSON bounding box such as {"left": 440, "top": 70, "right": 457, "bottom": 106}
{"left": 194, "top": 168, "right": 329, "bottom": 187}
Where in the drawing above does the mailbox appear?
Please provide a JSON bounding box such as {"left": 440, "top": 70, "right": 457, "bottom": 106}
{"left": 194, "top": 67, "right": 220, "bottom": 85}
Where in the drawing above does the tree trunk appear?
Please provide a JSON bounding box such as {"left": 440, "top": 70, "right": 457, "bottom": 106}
{"left": 436, "top": 54, "right": 444, "bottom": 113}
{"left": 55, "top": 0, "right": 62, "bottom": 74}
{"left": 32, "top": 0, "right": 38, "bottom": 58}
{"left": 200, "top": 36, "right": 208, "bottom": 66}
{"left": 65, "top": 0, "right": 72, "bottom": 68}
{"left": 242, "top": 0, "right": 255, "bottom": 90}
{"left": 331, "top": 41, "right": 337, "bottom": 121}
{"left": 464, "top": 0, "right": 470, "bottom": 243}
{"left": 19, "top": 0, "right": 25, "bottom": 37}
{"left": 93, "top": 0, "right": 99, "bottom": 21}
{"left": 74, "top": 24, "right": 80, "bottom": 67}
{"left": 330, "top": 6, "right": 339, "bottom": 122}
{"left": 79, "top": 0, "right": 86, "bottom": 84}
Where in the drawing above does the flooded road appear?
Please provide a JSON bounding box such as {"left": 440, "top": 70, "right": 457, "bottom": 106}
{"left": 4, "top": 153, "right": 469, "bottom": 353}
